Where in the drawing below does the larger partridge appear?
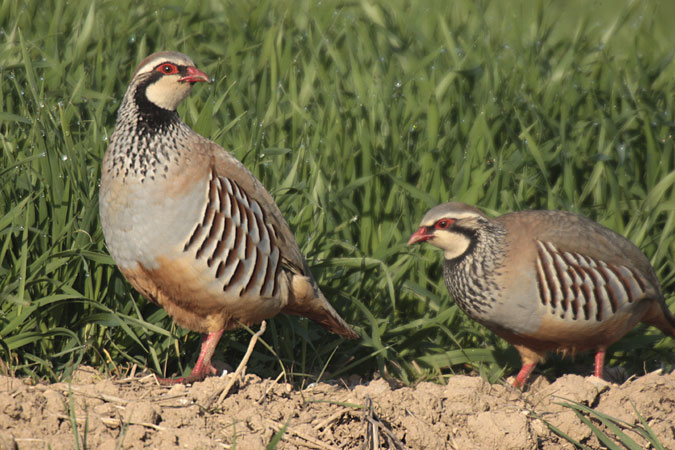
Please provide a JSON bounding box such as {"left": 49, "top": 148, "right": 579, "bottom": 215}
{"left": 100, "top": 52, "right": 358, "bottom": 384}
{"left": 408, "top": 202, "right": 675, "bottom": 387}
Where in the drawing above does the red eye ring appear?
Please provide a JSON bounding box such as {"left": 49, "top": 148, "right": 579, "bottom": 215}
{"left": 157, "top": 63, "right": 179, "bottom": 75}
{"left": 435, "top": 219, "right": 453, "bottom": 230}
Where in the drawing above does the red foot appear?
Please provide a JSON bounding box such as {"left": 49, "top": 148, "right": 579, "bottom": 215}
{"left": 594, "top": 349, "right": 605, "bottom": 378}
{"left": 156, "top": 362, "right": 218, "bottom": 385}
{"left": 513, "top": 362, "right": 537, "bottom": 388}
{"left": 156, "top": 329, "right": 224, "bottom": 385}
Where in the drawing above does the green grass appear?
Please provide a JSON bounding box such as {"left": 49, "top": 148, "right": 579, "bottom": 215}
{"left": 1, "top": 0, "right": 674, "bottom": 388}
{"left": 534, "top": 398, "right": 669, "bottom": 450}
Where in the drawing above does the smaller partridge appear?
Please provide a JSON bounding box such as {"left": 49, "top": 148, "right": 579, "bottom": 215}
{"left": 408, "top": 202, "right": 675, "bottom": 387}
{"left": 99, "top": 52, "right": 358, "bottom": 384}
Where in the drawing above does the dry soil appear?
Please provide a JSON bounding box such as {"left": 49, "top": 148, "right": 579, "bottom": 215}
{"left": 0, "top": 366, "right": 673, "bottom": 449}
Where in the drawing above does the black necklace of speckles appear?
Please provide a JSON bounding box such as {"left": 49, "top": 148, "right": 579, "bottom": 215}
{"left": 133, "top": 73, "right": 180, "bottom": 132}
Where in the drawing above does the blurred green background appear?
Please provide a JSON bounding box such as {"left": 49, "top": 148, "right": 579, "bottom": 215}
{"left": 1, "top": 0, "right": 674, "bottom": 384}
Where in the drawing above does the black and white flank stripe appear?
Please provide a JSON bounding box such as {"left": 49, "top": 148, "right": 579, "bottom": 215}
{"left": 184, "top": 169, "right": 281, "bottom": 297}
{"left": 534, "top": 240, "right": 647, "bottom": 322}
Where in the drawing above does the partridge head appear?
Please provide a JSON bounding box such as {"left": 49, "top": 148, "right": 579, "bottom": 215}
{"left": 409, "top": 202, "right": 675, "bottom": 387}
{"left": 100, "top": 52, "right": 358, "bottom": 384}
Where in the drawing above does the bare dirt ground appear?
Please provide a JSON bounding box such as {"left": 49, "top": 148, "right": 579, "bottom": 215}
{"left": 0, "top": 365, "right": 673, "bottom": 449}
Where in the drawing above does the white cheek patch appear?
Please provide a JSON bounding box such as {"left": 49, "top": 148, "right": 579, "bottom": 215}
{"left": 431, "top": 231, "right": 471, "bottom": 260}
{"left": 145, "top": 76, "right": 191, "bottom": 111}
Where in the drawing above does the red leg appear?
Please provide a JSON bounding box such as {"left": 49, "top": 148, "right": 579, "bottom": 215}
{"left": 158, "top": 329, "right": 225, "bottom": 385}
{"left": 593, "top": 348, "right": 605, "bottom": 379}
{"left": 513, "top": 362, "right": 537, "bottom": 388}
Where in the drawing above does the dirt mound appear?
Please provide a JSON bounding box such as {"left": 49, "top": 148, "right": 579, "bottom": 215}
{"left": 0, "top": 367, "right": 673, "bottom": 449}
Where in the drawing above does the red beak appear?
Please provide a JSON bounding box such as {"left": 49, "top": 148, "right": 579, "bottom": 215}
{"left": 408, "top": 226, "right": 432, "bottom": 246}
{"left": 180, "top": 66, "right": 211, "bottom": 83}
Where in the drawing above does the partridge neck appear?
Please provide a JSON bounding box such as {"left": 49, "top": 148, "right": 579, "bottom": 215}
{"left": 106, "top": 87, "right": 195, "bottom": 183}
{"left": 443, "top": 221, "right": 507, "bottom": 320}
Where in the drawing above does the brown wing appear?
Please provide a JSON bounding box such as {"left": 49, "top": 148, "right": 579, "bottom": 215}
{"left": 533, "top": 240, "right": 651, "bottom": 322}
{"left": 208, "top": 143, "right": 307, "bottom": 275}
{"left": 182, "top": 166, "right": 282, "bottom": 299}
{"left": 202, "top": 140, "right": 358, "bottom": 339}
{"left": 499, "top": 210, "right": 673, "bottom": 336}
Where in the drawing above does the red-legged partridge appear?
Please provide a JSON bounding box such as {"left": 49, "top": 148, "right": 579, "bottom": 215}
{"left": 408, "top": 202, "right": 675, "bottom": 387}
{"left": 100, "top": 52, "right": 358, "bottom": 384}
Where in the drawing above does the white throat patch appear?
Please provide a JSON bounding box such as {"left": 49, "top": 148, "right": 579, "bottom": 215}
{"left": 431, "top": 231, "right": 472, "bottom": 260}
{"left": 145, "top": 76, "right": 192, "bottom": 111}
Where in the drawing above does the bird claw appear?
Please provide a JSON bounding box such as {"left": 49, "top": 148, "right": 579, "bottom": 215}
{"left": 156, "top": 363, "right": 219, "bottom": 385}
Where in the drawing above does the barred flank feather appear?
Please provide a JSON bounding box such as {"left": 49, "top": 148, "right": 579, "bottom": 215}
{"left": 184, "top": 169, "right": 280, "bottom": 298}
{"left": 534, "top": 241, "right": 645, "bottom": 322}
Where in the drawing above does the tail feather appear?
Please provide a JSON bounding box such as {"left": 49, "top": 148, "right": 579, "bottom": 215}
{"left": 643, "top": 297, "right": 675, "bottom": 337}
{"left": 282, "top": 274, "right": 359, "bottom": 340}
